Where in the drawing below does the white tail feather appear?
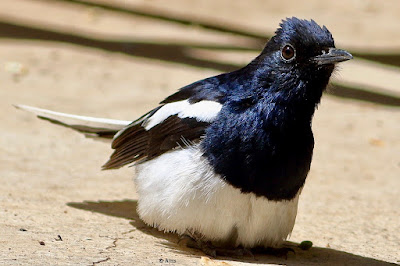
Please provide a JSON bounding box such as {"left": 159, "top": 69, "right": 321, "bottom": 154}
{"left": 14, "top": 104, "right": 131, "bottom": 140}
{"left": 15, "top": 104, "right": 131, "bottom": 129}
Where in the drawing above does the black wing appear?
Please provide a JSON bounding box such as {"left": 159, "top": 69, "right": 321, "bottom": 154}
{"left": 161, "top": 74, "right": 229, "bottom": 104}
{"left": 102, "top": 101, "right": 223, "bottom": 169}
{"left": 102, "top": 73, "right": 236, "bottom": 169}
{"left": 102, "top": 114, "right": 208, "bottom": 169}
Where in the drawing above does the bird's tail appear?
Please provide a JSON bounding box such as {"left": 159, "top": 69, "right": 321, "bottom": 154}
{"left": 14, "top": 104, "right": 131, "bottom": 141}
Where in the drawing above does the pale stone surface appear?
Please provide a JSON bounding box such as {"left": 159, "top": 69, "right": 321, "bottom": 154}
{"left": 1, "top": 0, "right": 399, "bottom": 265}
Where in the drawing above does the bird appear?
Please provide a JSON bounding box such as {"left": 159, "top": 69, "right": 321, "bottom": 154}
{"left": 16, "top": 17, "right": 352, "bottom": 256}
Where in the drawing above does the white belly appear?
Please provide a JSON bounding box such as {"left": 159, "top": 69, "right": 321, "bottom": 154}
{"left": 134, "top": 146, "right": 300, "bottom": 248}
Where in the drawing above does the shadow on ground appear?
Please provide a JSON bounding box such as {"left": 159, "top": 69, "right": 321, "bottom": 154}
{"left": 352, "top": 53, "right": 400, "bottom": 68}
{"left": 327, "top": 84, "right": 400, "bottom": 107}
{"left": 1, "top": 0, "right": 400, "bottom": 108}
{"left": 2, "top": 0, "right": 400, "bottom": 108}
{"left": 1, "top": 20, "right": 400, "bottom": 107}
{"left": 46, "top": 0, "right": 267, "bottom": 43}
{"left": 68, "top": 200, "right": 396, "bottom": 265}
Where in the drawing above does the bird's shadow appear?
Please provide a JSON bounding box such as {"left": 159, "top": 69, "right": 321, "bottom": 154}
{"left": 67, "top": 199, "right": 395, "bottom": 265}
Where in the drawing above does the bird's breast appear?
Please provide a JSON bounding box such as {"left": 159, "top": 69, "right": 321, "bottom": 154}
{"left": 202, "top": 109, "right": 314, "bottom": 201}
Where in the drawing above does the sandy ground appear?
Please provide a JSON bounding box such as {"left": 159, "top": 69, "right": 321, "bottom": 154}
{"left": 1, "top": 0, "right": 399, "bottom": 265}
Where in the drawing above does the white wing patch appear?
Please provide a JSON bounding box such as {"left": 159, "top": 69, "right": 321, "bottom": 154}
{"left": 143, "top": 100, "right": 222, "bottom": 130}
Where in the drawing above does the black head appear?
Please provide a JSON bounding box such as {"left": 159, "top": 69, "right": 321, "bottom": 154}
{"left": 250, "top": 17, "right": 352, "bottom": 106}
{"left": 262, "top": 17, "right": 352, "bottom": 69}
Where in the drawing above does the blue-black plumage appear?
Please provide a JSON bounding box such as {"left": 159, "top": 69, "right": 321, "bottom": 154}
{"left": 16, "top": 17, "right": 353, "bottom": 255}
{"left": 166, "top": 18, "right": 352, "bottom": 200}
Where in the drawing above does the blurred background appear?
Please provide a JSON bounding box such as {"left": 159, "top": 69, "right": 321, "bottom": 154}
{"left": 1, "top": 0, "right": 399, "bottom": 265}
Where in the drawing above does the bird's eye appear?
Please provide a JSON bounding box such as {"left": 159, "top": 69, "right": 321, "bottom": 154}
{"left": 281, "top": 44, "right": 296, "bottom": 62}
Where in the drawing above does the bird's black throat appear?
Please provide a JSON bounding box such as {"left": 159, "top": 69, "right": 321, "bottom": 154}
{"left": 201, "top": 102, "right": 315, "bottom": 201}
{"left": 201, "top": 64, "right": 333, "bottom": 201}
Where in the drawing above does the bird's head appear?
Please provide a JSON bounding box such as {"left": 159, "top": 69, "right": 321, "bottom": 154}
{"left": 250, "top": 17, "right": 352, "bottom": 105}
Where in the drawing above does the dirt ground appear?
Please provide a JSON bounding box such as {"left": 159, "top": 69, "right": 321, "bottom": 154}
{"left": 1, "top": 0, "right": 399, "bottom": 265}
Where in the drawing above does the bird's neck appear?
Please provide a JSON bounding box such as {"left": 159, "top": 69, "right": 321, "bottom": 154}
{"left": 266, "top": 101, "right": 316, "bottom": 129}
{"left": 234, "top": 64, "right": 328, "bottom": 112}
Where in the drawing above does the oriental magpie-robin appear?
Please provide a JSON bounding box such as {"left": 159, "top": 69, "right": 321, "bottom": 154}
{"left": 16, "top": 17, "right": 352, "bottom": 255}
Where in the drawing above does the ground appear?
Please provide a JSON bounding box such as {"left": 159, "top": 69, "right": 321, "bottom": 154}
{"left": 1, "top": 0, "right": 399, "bottom": 265}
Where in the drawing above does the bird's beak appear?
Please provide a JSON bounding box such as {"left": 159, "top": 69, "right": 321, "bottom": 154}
{"left": 312, "top": 48, "right": 353, "bottom": 65}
